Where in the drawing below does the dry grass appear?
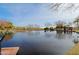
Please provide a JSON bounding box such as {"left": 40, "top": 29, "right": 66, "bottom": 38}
{"left": 66, "top": 43, "right": 79, "bottom": 55}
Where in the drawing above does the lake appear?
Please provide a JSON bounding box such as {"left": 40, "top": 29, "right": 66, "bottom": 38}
{"left": 0, "top": 31, "right": 78, "bottom": 55}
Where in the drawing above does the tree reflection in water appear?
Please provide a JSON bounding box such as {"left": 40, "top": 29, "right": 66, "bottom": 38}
{"left": 4, "top": 33, "right": 14, "bottom": 41}
{"left": 0, "top": 32, "right": 14, "bottom": 40}
{"left": 56, "top": 32, "right": 64, "bottom": 40}
{"left": 56, "top": 31, "right": 73, "bottom": 40}
{"left": 44, "top": 32, "right": 54, "bottom": 38}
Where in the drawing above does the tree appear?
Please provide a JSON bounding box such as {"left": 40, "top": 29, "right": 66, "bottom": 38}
{"left": 55, "top": 20, "right": 66, "bottom": 26}
{"left": 74, "top": 16, "right": 79, "bottom": 29}
{"left": 45, "top": 23, "right": 52, "bottom": 27}
{"left": 0, "top": 20, "right": 14, "bottom": 30}
{"left": 49, "top": 3, "right": 78, "bottom": 12}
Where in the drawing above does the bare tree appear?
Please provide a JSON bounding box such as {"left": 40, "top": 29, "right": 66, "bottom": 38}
{"left": 55, "top": 20, "right": 66, "bottom": 26}
{"left": 74, "top": 16, "right": 79, "bottom": 28}
{"left": 45, "top": 22, "right": 52, "bottom": 27}
{"left": 48, "top": 3, "right": 79, "bottom": 12}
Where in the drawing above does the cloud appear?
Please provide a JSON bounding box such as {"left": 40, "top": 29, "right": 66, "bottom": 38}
{"left": 1, "top": 3, "right": 79, "bottom": 26}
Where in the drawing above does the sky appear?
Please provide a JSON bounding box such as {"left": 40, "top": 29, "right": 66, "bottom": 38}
{"left": 0, "top": 3, "right": 79, "bottom": 27}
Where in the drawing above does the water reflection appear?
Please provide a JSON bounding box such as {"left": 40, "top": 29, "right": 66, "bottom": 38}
{"left": 0, "top": 32, "right": 14, "bottom": 41}
{"left": 56, "top": 31, "right": 73, "bottom": 40}
{"left": 44, "top": 32, "right": 54, "bottom": 38}
{"left": 56, "top": 32, "right": 64, "bottom": 39}
{"left": 0, "top": 31, "right": 78, "bottom": 55}
{"left": 4, "top": 33, "right": 14, "bottom": 41}
{"left": 73, "top": 33, "right": 79, "bottom": 44}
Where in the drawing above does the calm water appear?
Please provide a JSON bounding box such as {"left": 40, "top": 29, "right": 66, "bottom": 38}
{"left": 0, "top": 31, "right": 78, "bottom": 55}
